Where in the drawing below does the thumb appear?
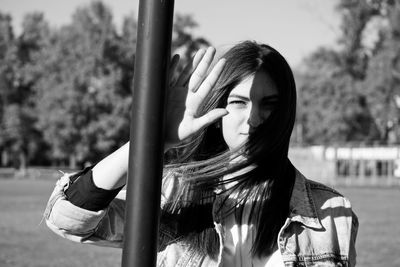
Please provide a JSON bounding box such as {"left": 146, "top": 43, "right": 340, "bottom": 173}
{"left": 192, "top": 108, "right": 229, "bottom": 132}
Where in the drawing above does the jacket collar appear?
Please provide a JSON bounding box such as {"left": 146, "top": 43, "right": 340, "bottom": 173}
{"left": 288, "top": 169, "right": 323, "bottom": 230}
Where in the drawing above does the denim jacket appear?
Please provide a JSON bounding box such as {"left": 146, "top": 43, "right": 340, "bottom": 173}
{"left": 44, "top": 168, "right": 358, "bottom": 267}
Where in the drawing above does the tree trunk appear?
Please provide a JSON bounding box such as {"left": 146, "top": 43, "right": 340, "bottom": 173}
{"left": 1, "top": 150, "right": 9, "bottom": 167}
{"left": 19, "top": 151, "right": 27, "bottom": 170}
{"left": 69, "top": 154, "right": 77, "bottom": 169}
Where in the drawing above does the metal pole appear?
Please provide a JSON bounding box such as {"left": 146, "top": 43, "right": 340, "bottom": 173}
{"left": 122, "top": 0, "right": 174, "bottom": 266}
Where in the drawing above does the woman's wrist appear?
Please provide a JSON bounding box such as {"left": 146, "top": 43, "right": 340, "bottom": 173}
{"left": 92, "top": 142, "right": 129, "bottom": 190}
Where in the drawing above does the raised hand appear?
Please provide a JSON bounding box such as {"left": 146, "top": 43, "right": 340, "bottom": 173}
{"left": 164, "top": 47, "right": 228, "bottom": 149}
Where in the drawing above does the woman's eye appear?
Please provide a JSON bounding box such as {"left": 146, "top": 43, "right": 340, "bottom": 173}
{"left": 228, "top": 100, "right": 246, "bottom": 106}
{"left": 262, "top": 105, "right": 274, "bottom": 111}
{"left": 262, "top": 102, "right": 277, "bottom": 110}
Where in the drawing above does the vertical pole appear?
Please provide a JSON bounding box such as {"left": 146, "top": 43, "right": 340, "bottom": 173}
{"left": 122, "top": 0, "right": 174, "bottom": 266}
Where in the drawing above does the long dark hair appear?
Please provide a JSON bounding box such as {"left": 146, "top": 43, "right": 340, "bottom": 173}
{"left": 163, "top": 40, "right": 297, "bottom": 258}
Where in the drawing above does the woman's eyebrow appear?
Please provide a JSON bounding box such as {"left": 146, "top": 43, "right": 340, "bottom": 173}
{"left": 227, "top": 94, "right": 250, "bottom": 101}
{"left": 228, "top": 94, "right": 279, "bottom": 102}
{"left": 262, "top": 95, "right": 279, "bottom": 102}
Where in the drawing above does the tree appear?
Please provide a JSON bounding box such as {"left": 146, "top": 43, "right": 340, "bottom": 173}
{"left": 172, "top": 14, "right": 210, "bottom": 71}
{"left": 1, "top": 2, "right": 212, "bottom": 168}
{"left": 336, "top": 0, "right": 382, "bottom": 79}
{"left": 0, "top": 12, "right": 50, "bottom": 168}
{"left": 297, "top": 0, "right": 399, "bottom": 145}
{"left": 35, "top": 1, "right": 131, "bottom": 168}
{"left": 361, "top": 0, "right": 400, "bottom": 143}
{"left": 297, "top": 47, "right": 379, "bottom": 145}
{"left": 0, "top": 11, "right": 16, "bottom": 166}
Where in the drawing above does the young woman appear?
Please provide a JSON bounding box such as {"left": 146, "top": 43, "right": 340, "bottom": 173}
{"left": 44, "top": 41, "right": 358, "bottom": 266}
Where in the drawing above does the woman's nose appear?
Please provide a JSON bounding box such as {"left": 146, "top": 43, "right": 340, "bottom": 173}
{"left": 247, "top": 106, "right": 262, "bottom": 128}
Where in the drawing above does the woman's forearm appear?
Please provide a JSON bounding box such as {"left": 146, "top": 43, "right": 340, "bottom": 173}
{"left": 92, "top": 142, "right": 130, "bottom": 190}
{"left": 91, "top": 142, "right": 173, "bottom": 190}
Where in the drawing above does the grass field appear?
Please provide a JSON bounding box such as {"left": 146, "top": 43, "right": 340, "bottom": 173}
{"left": 0, "top": 178, "right": 399, "bottom": 267}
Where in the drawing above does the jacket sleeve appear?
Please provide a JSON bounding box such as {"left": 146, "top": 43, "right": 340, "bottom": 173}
{"left": 44, "top": 171, "right": 179, "bottom": 249}
{"left": 348, "top": 210, "right": 359, "bottom": 267}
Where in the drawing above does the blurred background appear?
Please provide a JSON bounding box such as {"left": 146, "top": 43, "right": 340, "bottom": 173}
{"left": 0, "top": 0, "right": 399, "bottom": 266}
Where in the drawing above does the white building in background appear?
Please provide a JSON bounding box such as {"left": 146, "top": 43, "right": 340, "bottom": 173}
{"left": 289, "top": 146, "right": 400, "bottom": 186}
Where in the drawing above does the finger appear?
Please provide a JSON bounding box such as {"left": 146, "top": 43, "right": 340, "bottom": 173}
{"left": 188, "top": 47, "right": 216, "bottom": 92}
{"left": 195, "top": 58, "right": 226, "bottom": 100}
{"left": 191, "top": 108, "right": 229, "bottom": 132}
{"left": 175, "top": 49, "right": 206, "bottom": 87}
{"left": 184, "top": 58, "right": 226, "bottom": 117}
{"left": 169, "top": 54, "right": 180, "bottom": 86}
{"left": 192, "top": 48, "right": 208, "bottom": 68}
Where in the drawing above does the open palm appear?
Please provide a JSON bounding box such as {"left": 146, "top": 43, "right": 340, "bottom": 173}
{"left": 164, "top": 47, "right": 228, "bottom": 149}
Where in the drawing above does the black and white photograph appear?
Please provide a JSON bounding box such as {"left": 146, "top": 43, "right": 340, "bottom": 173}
{"left": 0, "top": 0, "right": 399, "bottom": 266}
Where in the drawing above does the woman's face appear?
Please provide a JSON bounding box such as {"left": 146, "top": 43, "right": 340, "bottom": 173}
{"left": 222, "top": 70, "right": 278, "bottom": 150}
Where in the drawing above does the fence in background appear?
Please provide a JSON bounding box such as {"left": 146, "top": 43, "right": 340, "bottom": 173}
{"left": 289, "top": 146, "right": 400, "bottom": 186}
{"left": 1, "top": 146, "right": 400, "bottom": 187}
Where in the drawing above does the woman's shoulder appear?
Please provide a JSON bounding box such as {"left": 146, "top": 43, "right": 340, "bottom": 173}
{"left": 305, "top": 178, "right": 354, "bottom": 213}
{"left": 291, "top": 168, "right": 358, "bottom": 229}
{"left": 306, "top": 178, "right": 342, "bottom": 196}
{"left": 301, "top": 174, "right": 359, "bottom": 235}
{"left": 287, "top": 169, "right": 358, "bottom": 265}
{"left": 292, "top": 169, "right": 350, "bottom": 208}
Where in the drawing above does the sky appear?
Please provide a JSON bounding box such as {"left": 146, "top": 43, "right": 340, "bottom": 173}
{"left": 1, "top": 0, "right": 342, "bottom": 67}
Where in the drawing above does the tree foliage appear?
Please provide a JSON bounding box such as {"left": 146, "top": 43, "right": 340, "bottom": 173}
{"left": 0, "top": 12, "right": 50, "bottom": 168}
{"left": 0, "top": 1, "right": 210, "bottom": 168}
{"left": 297, "top": 0, "right": 400, "bottom": 145}
{"left": 35, "top": 2, "right": 130, "bottom": 168}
